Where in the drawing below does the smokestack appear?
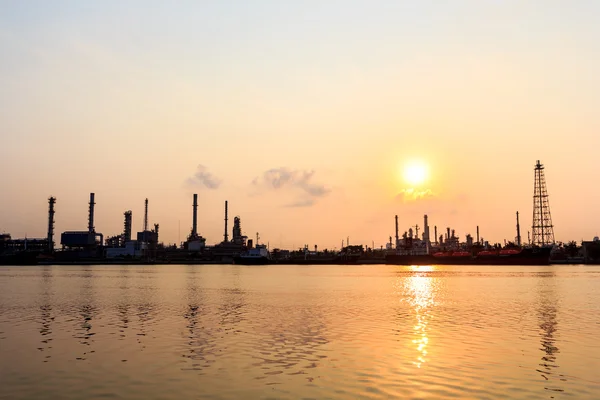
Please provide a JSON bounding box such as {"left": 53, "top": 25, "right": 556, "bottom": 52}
{"left": 477, "top": 226, "right": 480, "bottom": 244}
{"left": 516, "top": 211, "right": 521, "bottom": 246}
{"left": 395, "top": 215, "right": 399, "bottom": 249}
{"left": 223, "top": 200, "right": 229, "bottom": 242}
{"left": 192, "top": 194, "right": 198, "bottom": 236}
{"left": 434, "top": 226, "right": 438, "bottom": 245}
{"left": 424, "top": 214, "right": 430, "bottom": 254}
{"left": 47, "top": 197, "right": 56, "bottom": 253}
{"left": 88, "top": 193, "right": 95, "bottom": 233}
{"left": 154, "top": 223, "right": 159, "bottom": 240}
{"left": 144, "top": 198, "right": 149, "bottom": 232}
{"left": 123, "top": 211, "right": 132, "bottom": 242}
{"left": 447, "top": 227, "right": 450, "bottom": 240}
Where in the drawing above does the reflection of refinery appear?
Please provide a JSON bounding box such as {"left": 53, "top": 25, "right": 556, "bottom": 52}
{"left": 0, "top": 160, "right": 598, "bottom": 265}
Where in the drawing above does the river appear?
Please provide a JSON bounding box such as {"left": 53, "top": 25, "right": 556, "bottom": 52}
{"left": 1, "top": 264, "right": 599, "bottom": 399}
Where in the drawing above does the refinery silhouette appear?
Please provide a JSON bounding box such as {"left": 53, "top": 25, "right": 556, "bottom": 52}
{"left": 1, "top": 160, "right": 599, "bottom": 265}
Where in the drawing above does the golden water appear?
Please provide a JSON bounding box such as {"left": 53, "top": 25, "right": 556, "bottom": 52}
{"left": 1, "top": 264, "right": 599, "bottom": 399}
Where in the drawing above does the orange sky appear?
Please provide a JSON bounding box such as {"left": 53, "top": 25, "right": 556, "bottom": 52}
{"left": 1, "top": 1, "right": 599, "bottom": 249}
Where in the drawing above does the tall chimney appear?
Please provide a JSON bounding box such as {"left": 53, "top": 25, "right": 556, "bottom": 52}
{"left": 516, "top": 211, "right": 522, "bottom": 246}
{"left": 394, "top": 215, "right": 399, "bottom": 249}
{"left": 477, "top": 226, "right": 480, "bottom": 244}
{"left": 47, "top": 197, "right": 56, "bottom": 253}
{"left": 123, "top": 211, "right": 132, "bottom": 242}
{"left": 434, "top": 225, "right": 438, "bottom": 245}
{"left": 144, "top": 198, "right": 149, "bottom": 232}
{"left": 223, "top": 200, "right": 229, "bottom": 242}
{"left": 447, "top": 227, "right": 451, "bottom": 240}
{"left": 424, "top": 214, "right": 430, "bottom": 254}
{"left": 192, "top": 194, "right": 198, "bottom": 236}
{"left": 88, "top": 193, "right": 95, "bottom": 233}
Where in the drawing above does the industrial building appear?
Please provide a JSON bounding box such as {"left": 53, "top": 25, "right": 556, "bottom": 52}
{"left": 60, "top": 193, "right": 103, "bottom": 250}
{"left": 184, "top": 193, "right": 206, "bottom": 251}
{"left": 0, "top": 197, "right": 55, "bottom": 264}
{"left": 210, "top": 200, "right": 249, "bottom": 261}
{"left": 105, "top": 198, "right": 159, "bottom": 259}
{"left": 0, "top": 235, "right": 49, "bottom": 253}
{"left": 583, "top": 238, "right": 600, "bottom": 264}
{"left": 0, "top": 196, "right": 55, "bottom": 254}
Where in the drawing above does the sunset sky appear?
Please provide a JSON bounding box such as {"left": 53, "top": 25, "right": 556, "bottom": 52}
{"left": 1, "top": 1, "right": 599, "bottom": 249}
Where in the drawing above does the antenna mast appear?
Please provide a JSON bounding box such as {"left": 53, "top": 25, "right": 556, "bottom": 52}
{"left": 531, "top": 160, "right": 555, "bottom": 246}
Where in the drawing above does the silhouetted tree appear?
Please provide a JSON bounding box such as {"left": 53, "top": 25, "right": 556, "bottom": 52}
{"left": 565, "top": 241, "right": 579, "bottom": 258}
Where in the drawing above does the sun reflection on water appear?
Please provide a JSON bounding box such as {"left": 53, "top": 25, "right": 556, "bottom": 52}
{"left": 404, "top": 265, "right": 437, "bottom": 368}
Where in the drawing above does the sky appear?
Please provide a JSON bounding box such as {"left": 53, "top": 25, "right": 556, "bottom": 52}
{"left": 1, "top": 1, "right": 599, "bottom": 249}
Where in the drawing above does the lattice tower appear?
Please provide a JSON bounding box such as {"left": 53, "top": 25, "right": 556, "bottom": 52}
{"left": 531, "top": 160, "right": 555, "bottom": 246}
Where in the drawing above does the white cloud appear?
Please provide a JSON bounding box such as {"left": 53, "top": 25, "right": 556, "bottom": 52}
{"left": 252, "top": 167, "right": 330, "bottom": 206}
{"left": 186, "top": 164, "right": 222, "bottom": 189}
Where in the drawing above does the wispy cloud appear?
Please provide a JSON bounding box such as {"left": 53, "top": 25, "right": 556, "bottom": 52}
{"left": 186, "top": 164, "right": 222, "bottom": 189}
{"left": 286, "top": 199, "right": 316, "bottom": 208}
{"left": 252, "top": 168, "right": 331, "bottom": 207}
{"left": 396, "top": 188, "right": 437, "bottom": 202}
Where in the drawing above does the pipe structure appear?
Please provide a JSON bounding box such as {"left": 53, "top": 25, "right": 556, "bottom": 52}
{"left": 88, "top": 193, "right": 96, "bottom": 233}
{"left": 47, "top": 197, "right": 56, "bottom": 253}
{"left": 192, "top": 194, "right": 198, "bottom": 237}
{"left": 516, "top": 211, "right": 522, "bottom": 246}
{"left": 424, "top": 214, "right": 430, "bottom": 254}
{"left": 123, "top": 211, "right": 132, "bottom": 242}
{"left": 394, "top": 215, "right": 399, "bottom": 249}
{"left": 223, "top": 200, "right": 229, "bottom": 243}
{"left": 144, "top": 198, "right": 149, "bottom": 232}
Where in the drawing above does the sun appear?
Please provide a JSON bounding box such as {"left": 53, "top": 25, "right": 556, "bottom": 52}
{"left": 403, "top": 161, "right": 428, "bottom": 186}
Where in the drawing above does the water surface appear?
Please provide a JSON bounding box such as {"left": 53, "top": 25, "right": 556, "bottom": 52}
{"left": 1, "top": 264, "right": 599, "bottom": 399}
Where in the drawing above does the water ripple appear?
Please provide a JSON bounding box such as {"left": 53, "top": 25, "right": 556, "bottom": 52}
{"left": 1, "top": 264, "right": 600, "bottom": 399}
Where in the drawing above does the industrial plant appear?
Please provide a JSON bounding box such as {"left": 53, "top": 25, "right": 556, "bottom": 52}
{"left": 1, "top": 160, "right": 599, "bottom": 265}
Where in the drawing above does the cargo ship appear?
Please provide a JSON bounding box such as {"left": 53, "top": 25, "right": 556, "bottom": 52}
{"left": 385, "top": 246, "right": 552, "bottom": 266}
{"left": 271, "top": 245, "right": 363, "bottom": 265}
{"left": 233, "top": 244, "right": 271, "bottom": 265}
{"left": 0, "top": 251, "right": 40, "bottom": 266}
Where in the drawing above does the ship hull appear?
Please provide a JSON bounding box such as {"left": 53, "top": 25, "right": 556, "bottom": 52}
{"left": 233, "top": 256, "right": 271, "bottom": 265}
{"left": 386, "top": 247, "right": 552, "bottom": 266}
{"left": 0, "top": 252, "right": 40, "bottom": 265}
{"left": 274, "top": 256, "right": 361, "bottom": 265}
